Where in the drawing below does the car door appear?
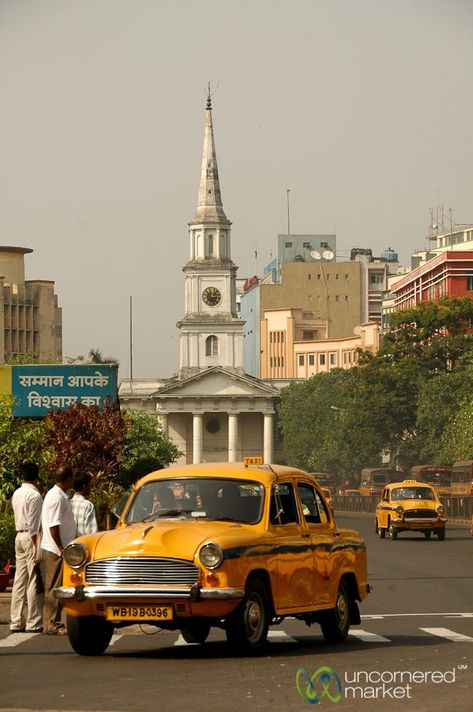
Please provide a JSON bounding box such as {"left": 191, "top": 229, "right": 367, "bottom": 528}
{"left": 297, "top": 481, "right": 334, "bottom": 607}
{"left": 269, "top": 482, "right": 314, "bottom": 610}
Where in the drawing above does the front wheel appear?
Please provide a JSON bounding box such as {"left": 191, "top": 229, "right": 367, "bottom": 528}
{"left": 388, "top": 524, "right": 398, "bottom": 540}
{"left": 377, "top": 520, "right": 386, "bottom": 539}
{"left": 225, "top": 579, "right": 269, "bottom": 653}
{"left": 67, "top": 615, "right": 113, "bottom": 656}
{"left": 424, "top": 530, "right": 431, "bottom": 540}
{"left": 180, "top": 621, "right": 211, "bottom": 644}
{"left": 437, "top": 528, "right": 446, "bottom": 541}
{"left": 320, "top": 580, "right": 351, "bottom": 643}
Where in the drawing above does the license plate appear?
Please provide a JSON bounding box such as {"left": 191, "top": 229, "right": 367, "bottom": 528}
{"left": 106, "top": 605, "right": 174, "bottom": 621}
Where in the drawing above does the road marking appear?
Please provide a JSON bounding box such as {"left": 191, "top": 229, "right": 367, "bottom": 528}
{"left": 174, "top": 634, "right": 196, "bottom": 646}
{"left": 362, "top": 612, "right": 473, "bottom": 619}
{"left": 349, "top": 629, "right": 390, "bottom": 643}
{"left": 267, "top": 630, "right": 297, "bottom": 643}
{"left": 108, "top": 634, "right": 123, "bottom": 646}
{"left": 0, "top": 632, "right": 39, "bottom": 647}
{"left": 420, "top": 627, "right": 473, "bottom": 642}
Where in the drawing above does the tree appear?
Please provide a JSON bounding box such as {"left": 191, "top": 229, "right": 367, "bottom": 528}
{"left": 120, "top": 409, "right": 182, "bottom": 486}
{"left": 0, "top": 395, "right": 53, "bottom": 498}
{"left": 44, "top": 402, "right": 127, "bottom": 488}
{"left": 66, "top": 348, "right": 119, "bottom": 366}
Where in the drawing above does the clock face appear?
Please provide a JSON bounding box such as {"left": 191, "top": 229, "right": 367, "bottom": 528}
{"left": 202, "top": 286, "right": 222, "bottom": 306}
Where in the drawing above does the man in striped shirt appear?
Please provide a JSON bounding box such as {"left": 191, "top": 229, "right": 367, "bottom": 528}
{"left": 70, "top": 472, "right": 98, "bottom": 537}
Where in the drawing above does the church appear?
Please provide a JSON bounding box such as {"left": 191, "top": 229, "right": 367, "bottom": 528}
{"left": 119, "top": 94, "right": 281, "bottom": 466}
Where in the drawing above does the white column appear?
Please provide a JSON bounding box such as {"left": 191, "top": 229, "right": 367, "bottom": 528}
{"left": 263, "top": 413, "right": 273, "bottom": 464}
{"left": 158, "top": 412, "right": 168, "bottom": 435}
{"left": 193, "top": 413, "right": 203, "bottom": 464}
{"left": 228, "top": 413, "right": 238, "bottom": 463}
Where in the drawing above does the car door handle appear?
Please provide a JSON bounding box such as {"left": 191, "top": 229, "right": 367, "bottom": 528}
{"left": 300, "top": 531, "right": 310, "bottom": 538}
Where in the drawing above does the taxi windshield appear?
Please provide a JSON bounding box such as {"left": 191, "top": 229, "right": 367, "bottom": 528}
{"left": 125, "top": 477, "right": 265, "bottom": 524}
{"left": 391, "top": 487, "right": 435, "bottom": 501}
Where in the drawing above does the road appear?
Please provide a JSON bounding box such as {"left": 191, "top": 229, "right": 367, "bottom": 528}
{"left": 1, "top": 514, "right": 472, "bottom": 712}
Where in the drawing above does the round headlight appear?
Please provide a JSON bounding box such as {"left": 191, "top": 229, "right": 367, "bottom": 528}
{"left": 199, "top": 542, "right": 223, "bottom": 570}
{"left": 437, "top": 505, "right": 444, "bottom": 514}
{"left": 396, "top": 505, "right": 404, "bottom": 515}
{"left": 64, "top": 542, "right": 88, "bottom": 569}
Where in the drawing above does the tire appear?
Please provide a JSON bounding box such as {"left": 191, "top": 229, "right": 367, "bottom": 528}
{"left": 424, "top": 530, "right": 431, "bottom": 540}
{"left": 225, "top": 578, "right": 270, "bottom": 653}
{"left": 437, "top": 528, "right": 446, "bottom": 541}
{"left": 181, "top": 621, "right": 211, "bottom": 644}
{"left": 377, "top": 520, "right": 386, "bottom": 539}
{"left": 320, "top": 580, "right": 351, "bottom": 643}
{"left": 388, "top": 524, "right": 398, "bottom": 540}
{"left": 67, "top": 615, "right": 113, "bottom": 656}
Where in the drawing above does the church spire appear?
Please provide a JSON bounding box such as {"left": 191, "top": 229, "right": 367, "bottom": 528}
{"left": 191, "top": 88, "right": 230, "bottom": 225}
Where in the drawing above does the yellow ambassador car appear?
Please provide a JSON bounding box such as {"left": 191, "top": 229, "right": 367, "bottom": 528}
{"left": 375, "top": 480, "right": 447, "bottom": 541}
{"left": 55, "top": 463, "right": 369, "bottom": 656}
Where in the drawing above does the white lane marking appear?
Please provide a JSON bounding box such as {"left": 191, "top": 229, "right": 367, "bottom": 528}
{"left": 0, "top": 632, "right": 39, "bottom": 647}
{"left": 362, "top": 612, "right": 473, "bottom": 619}
{"left": 420, "top": 627, "right": 473, "bottom": 642}
{"left": 174, "top": 634, "right": 196, "bottom": 646}
{"left": 349, "top": 629, "right": 390, "bottom": 643}
{"left": 267, "top": 630, "right": 297, "bottom": 643}
{"left": 108, "top": 634, "right": 123, "bottom": 646}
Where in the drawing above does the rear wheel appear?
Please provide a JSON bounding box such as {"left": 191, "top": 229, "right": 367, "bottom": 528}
{"left": 180, "top": 621, "right": 211, "bottom": 644}
{"left": 226, "top": 579, "right": 269, "bottom": 653}
{"left": 388, "top": 523, "right": 398, "bottom": 540}
{"left": 67, "top": 615, "right": 113, "bottom": 656}
{"left": 320, "top": 580, "right": 351, "bottom": 643}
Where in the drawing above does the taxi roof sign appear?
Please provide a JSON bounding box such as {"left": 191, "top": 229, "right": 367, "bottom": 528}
{"left": 244, "top": 456, "right": 263, "bottom": 466}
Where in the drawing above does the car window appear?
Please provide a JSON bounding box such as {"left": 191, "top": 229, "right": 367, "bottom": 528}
{"left": 297, "top": 483, "right": 329, "bottom": 525}
{"left": 270, "top": 483, "right": 299, "bottom": 525}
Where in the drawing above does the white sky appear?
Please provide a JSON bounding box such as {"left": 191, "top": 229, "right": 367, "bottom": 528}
{"left": 1, "top": 0, "right": 472, "bottom": 379}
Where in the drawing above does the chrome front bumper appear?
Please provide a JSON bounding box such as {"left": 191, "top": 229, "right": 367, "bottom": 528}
{"left": 54, "top": 585, "right": 244, "bottom": 602}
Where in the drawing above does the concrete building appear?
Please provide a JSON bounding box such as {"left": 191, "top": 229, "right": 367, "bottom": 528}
{"left": 0, "top": 246, "right": 62, "bottom": 364}
{"left": 119, "top": 96, "right": 280, "bottom": 465}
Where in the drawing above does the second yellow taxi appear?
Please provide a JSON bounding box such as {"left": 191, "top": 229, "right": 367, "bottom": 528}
{"left": 375, "top": 479, "right": 447, "bottom": 540}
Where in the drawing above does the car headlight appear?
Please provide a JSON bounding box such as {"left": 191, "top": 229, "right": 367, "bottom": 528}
{"left": 64, "top": 542, "right": 88, "bottom": 569}
{"left": 199, "top": 542, "right": 223, "bottom": 570}
{"left": 437, "top": 505, "right": 444, "bottom": 514}
{"left": 396, "top": 506, "right": 404, "bottom": 515}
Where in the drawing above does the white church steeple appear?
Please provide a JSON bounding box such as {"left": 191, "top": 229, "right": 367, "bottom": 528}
{"left": 177, "top": 92, "right": 245, "bottom": 380}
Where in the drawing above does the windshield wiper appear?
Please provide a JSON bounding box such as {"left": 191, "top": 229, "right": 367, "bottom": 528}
{"left": 140, "top": 508, "right": 194, "bottom": 522}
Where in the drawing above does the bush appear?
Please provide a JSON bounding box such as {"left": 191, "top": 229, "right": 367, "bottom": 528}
{"left": 0, "top": 508, "right": 16, "bottom": 569}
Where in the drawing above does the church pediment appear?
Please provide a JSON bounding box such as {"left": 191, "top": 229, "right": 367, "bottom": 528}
{"left": 154, "top": 367, "right": 278, "bottom": 398}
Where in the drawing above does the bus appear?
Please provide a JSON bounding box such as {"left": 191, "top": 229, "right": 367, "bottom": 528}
{"left": 359, "top": 468, "right": 405, "bottom": 496}
{"left": 308, "top": 472, "right": 338, "bottom": 495}
{"left": 451, "top": 461, "right": 473, "bottom": 496}
{"left": 410, "top": 465, "right": 452, "bottom": 496}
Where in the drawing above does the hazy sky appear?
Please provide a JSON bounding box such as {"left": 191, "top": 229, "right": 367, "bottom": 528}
{"left": 1, "top": 0, "right": 472, "bottom": 379}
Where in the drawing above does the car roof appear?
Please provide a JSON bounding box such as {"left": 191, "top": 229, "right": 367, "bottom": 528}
{"left": 385, "top": 479, "right": 434, "bottom": 489}
{"left": 135, "top": 462, "right": 313, "bottom": 489}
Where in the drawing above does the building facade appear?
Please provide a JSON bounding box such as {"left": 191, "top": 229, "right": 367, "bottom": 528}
{"left": 0, "top": 246, "right": 62, "bottom": 364}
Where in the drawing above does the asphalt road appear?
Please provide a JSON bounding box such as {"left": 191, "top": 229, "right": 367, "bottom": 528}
{"left": 1, "top": 514, "right": 472, "bottom": 712}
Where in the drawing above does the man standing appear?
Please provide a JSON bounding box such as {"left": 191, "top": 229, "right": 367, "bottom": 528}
{"left": 70, "top": 471, "right": 98, "bottom": 537}
{"left": 40, "top": 466, "right": 76, "bottom": 635}
{"left": 9, "top": 462, "right": 43, "bottom": 633}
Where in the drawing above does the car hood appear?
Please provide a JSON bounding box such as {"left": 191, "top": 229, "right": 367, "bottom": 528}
{"left": 400, "top": 499, "right": 438, "bottom": 511}
{"left": 89, "top": 519, "right": 259, "bottom": 562}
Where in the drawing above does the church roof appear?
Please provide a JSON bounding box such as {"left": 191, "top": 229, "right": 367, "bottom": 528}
{"left": 152, "top": 366, "right": 280, "bottom": 397}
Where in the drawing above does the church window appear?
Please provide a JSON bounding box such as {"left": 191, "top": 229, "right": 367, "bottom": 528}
{"left": 206, "top": 335, "right": 219, "bottom": 356}
{"left": 208, "top": 234, "right": 214, "bottom": 257}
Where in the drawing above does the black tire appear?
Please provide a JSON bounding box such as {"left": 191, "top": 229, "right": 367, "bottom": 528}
{"left": 67, "top": 615, "right": 113, "bottom": 656}
{"left": 377, "top": 520, "right": 386, "bottom": 539}
{"left": 225, "top": 579, "right": 269, "bottom": 653}
{"left": 437, "top": 528, "right": 446, "bottom": 541}
{"left": 181, "top": 621, "right": 211, "bottom": 644}
{"left": 388, "top": 524, "right": 398, "bottom": 540}
{"left": 424, "top": 530, "right": 431, "bottom": 540}
{"left": 320, "top": 580, "right": 351, "bottom": 643}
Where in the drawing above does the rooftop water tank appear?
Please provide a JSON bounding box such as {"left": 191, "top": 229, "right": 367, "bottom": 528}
{"left": 382, "top": 247, "right": 398, "bottom": 262}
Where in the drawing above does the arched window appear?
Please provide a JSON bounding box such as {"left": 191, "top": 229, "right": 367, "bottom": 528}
{"left": 206, "top": 335, "right": 219, "bottom": 357}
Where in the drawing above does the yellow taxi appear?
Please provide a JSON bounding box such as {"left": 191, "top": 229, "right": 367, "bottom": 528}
{"left": 375, "top": 480, "right": 447, "bottom": 541}
{"left": 55, "top": 462, "right": 369, "bottom": 656}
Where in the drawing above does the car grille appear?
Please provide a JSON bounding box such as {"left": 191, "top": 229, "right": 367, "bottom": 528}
{"left": 403, "top": 509, "right": 438, "bottom": 520}
{"left": 85, "top": 557, "right": 200, "bottom": 586}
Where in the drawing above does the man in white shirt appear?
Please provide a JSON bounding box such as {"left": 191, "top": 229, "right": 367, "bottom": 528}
{"left": 71, "top": 471, "right": 98, "bottom": 537}
{"left": 10, "top": 462, "right": 43, "bottom": 633}
{"left": 40, "top": 466, "right": 76, "bottom": 635}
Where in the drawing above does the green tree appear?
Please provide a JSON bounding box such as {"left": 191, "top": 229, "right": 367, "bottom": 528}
{"left": 0, "top": 395, "right": 53, "bottom": 498}
{"left": 120, "top": 409, "right": 182, "bottom": 486}
{"left": 65, "top": 348, "right": 119, "bottom": 366}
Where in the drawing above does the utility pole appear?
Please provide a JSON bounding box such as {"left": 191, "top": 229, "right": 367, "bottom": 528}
{"left": 286, "top": 189, "right": 291, "bottom": 235}
{"left": 129, "top": 295, "right": 133, "bottom": 383}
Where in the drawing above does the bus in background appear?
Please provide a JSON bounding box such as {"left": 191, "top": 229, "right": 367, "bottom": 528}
{"left": 359, "top": 468, "right": 405, "bottom": 496}
{"left": 410, "top": 465, "right": 452, "bottom": 496}
{"left": 451, "top": 461, "right": 473, "bottom": 496}
{"left": 308, "top": 472, "right": 338, "bottom": 495}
